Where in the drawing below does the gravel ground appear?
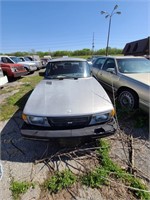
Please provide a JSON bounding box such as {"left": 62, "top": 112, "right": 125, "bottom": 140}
{"left": 0, "top": 110, "right": 104, "bottom": 200}
{"left": 0, "top": 73, "right": 150, "bottom": 200}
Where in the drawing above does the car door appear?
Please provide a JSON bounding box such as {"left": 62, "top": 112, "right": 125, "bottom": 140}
{"left": 97, "top": 58, "right": 120, "bottom": 92}
{"left": 91, "top": 57, "right": 106, "bottom": 79}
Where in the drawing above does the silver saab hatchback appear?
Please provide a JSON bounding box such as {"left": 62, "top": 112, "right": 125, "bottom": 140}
{"left": 21, "top": 57, "right": 117, "bottom": 140}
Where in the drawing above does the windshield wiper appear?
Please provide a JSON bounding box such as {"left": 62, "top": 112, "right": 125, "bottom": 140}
{"left": 54, "top": 76, "right": 79, "bottom": 80}
{"left": 45, "top": 75, "right": 81, "bottom": 80}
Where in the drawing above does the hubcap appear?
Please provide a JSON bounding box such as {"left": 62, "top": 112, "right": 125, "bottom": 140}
{"left": 119, "top": 91, "right": 134, "bottom": 109}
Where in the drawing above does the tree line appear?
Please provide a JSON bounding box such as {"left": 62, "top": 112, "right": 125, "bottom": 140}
{"left": 0, "top": 47, "right": 123, "bottom": 58}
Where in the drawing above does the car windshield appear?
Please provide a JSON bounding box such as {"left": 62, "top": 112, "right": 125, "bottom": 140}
{"left": 10, "top": 56, "right": 22, "bottom": 63}
{"left": 24, "top": 57, "right": 31, "bottom": 61}
{"left": 92, "top": 57, "right": 100, "bottom": 63}
{"left": 45, "top": 61, "right": 91, "bottom": 79}
{"left": 117, "top": 58, "right": 150, "bottom": 73}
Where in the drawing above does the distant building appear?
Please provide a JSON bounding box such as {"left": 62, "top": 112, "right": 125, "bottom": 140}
{"left": 122, "top": 37, "right": 150, "bottom": 56}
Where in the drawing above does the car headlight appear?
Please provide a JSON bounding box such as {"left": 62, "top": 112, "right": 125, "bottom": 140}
{"left": 22, "top": 114, "right": 49, "bottom": 127}
{"left": 23, "top": 64, "right": 29, "bottom": 68}
{"left": 11, "top": 67, "right": 18, "bottom": 72}
{"left": 89, "top": 109, "right": 115, "bottom": 125}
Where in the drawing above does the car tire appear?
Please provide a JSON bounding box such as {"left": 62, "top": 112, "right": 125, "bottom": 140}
{"left": 29, "top": 71, "right": 34, "bottom": 74}
{"left": 24, "top": 67, "right": 30, "bottom": 74}
{"left": 118, "top": 89, "right": 139, "bottom": 110}
{"left": 3, "top": 72, "right": 13, "bottom": 82}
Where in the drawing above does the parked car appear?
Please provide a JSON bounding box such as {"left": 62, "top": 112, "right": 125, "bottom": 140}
{"left": 19, "top": 56, "right": 42, "bottom": 70}
{"left": 0, "top": 56, "right": 28, "bottom": 81}
{"left": 9, "top": 56, "right": 37, "bottom": 73}
{"left": 40, "top": 57, "right": 51, "bottom": 67}
{"left": 87, "top": 55, "right": 103, "bottom": 65}
{"left": 21, "top": 57, "right": 117, "bottom": 141}
{"left": 91, "top": 56, "right": 107, "bottom": 73}
{"left": 25, "top": 55, "right": 43, "bottom": 69}
{"left": 144, "top": 55, "right": 150, "bottom": 60}
{"left": 91, "top": 56, "right": 150, "bottom": 113}
{"left": 0, "top": 66, "right": 8, "bottom": 87}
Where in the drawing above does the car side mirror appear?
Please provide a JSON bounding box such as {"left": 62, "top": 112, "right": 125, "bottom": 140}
{"left": 106, "top": 68, "right": 116, "bottom": 74}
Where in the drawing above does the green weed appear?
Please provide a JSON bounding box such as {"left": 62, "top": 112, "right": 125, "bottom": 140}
{"left": 82, "top": 139, "right": 150, "bottom": 200}
{"left": 0, "top": 75, "right": 42, "bottom": 121}
{"left": 10, "top": 181, "right": 35, "bottom": 200}
{"left": 116, "top": 107, "right": 149, "bottom": 129}
{"left": 81, "top": 167, "right": 109, "bottom": 188}
{"left": 45, "top": 170, "right": 76, "bottom": 194}
{"left": 130, "top": 178, "right": 150, "bottom": 200}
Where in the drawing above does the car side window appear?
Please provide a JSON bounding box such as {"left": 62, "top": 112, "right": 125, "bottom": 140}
{"left": 1, "top": 57, "right": 13, "bottom": 64}
{"left": 1, "top": 57, "right": 8, "bottom": 63}
{"left": 20, "top": 58, "right": 24, "bottom": 61}
{"left": 102, "top": 59, "right": 116, "bottom": 72}
{"left": 93, "top": 58, "right": 106, "bottom": 69}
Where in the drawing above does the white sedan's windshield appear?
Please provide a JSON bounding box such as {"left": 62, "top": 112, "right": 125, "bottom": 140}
{"left": 24, "top": 57, "right": 32, "bottom": 61}
{"left": 117, "top": 58, "right": 150, "bottom": 73}
{"left": 10, "top": 57, "right": 22, "bottom": 63}
{"left": 45, "top": 61, "right": 91, "bottom": 78}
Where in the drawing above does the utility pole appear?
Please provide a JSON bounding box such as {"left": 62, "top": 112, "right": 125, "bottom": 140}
{"left": 92, "top": 32, "right": 95, "bottom": 56}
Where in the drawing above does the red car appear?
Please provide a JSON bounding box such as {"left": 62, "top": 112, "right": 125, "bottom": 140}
{"left": 0, "top": 56, "right": 28, "bottom": 81}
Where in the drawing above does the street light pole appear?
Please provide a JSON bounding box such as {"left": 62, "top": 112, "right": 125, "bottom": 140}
{"left": 106, "top": 16, "right": 112, "bottom": 56}
{"left": 101, "top": 5, "right": 121, "bottom": 56}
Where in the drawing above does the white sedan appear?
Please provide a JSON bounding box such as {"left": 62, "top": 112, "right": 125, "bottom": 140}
{"left": 21, "top": 57, "right": 117, "bottom": 140}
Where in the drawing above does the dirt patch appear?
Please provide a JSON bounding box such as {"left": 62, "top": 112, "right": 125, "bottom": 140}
{"left": 39, "top": 183, "right": 103, "bottom": 200}
{"left": 0, "top": 115, "right": 150, "bottom": 200}
{"left": 100, "top": 180, "right": 137, "bottom": 200}
{"left": 0, "top": 90, "right": 20, "bottom": 104}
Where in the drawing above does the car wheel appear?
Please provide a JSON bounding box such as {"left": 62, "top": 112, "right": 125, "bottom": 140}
{"left": 4, "top": 72, "right": 13, "bottom": 82}
{"left": 24, "top": 67, "right": 30, "bottom": 74}
{"left": 29, "top": 71, "right": 34, "bottom": 74}
{"left": 118, "top": 89, "right": 138, "bottom": 110}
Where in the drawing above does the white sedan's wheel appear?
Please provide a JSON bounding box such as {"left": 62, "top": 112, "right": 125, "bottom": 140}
{"left": 118, "top": 90, "right": 138, "bottom": 109}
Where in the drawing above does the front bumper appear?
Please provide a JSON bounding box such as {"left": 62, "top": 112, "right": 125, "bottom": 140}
{"left": 14, "top": 71, "right": 28, "bottom": 77}
{"left": 29, "top": 66, "right": 37, "bottom": 72}
{"left": 21, "top": 118, "right": 117, "bottom": 140}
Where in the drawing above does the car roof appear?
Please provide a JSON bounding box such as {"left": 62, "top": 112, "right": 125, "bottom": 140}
{"left": 0, "top": 55, "right": 9, "bottom": 58}
{"left": 93, "top": 56, "right": 107, "bottom": 59}
{"left": 106, "top": 55, "right": 146, "bottom": 59}
{"left": 0, "top": 55, "right": 16, "bottom": 58}
{"left": 91, "top": 55, "right": 145, "bottom": 59}
{"left": 48, "top": 57, "right": 86, "bottom": 63}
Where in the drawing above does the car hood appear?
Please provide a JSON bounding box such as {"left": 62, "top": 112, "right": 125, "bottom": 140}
{"left": 124, "top": 73, "right": 150, "bottom": 86}
{"left": 18, "top": 61, "right": 36, "bottom": 66}
{"left": 5, "top": 63, "right": 23, "bottom": 67}
{"left": 34, "top": 60, "right": 41, "bottom": 63}
{"left": 23, "top": 77, "right": 113, "bottom": 117}
{"left": 34, "top": 60, "right": 42, "bottom": 66}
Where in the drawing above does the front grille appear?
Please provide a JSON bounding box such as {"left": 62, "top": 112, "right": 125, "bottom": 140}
{"left": 47, "top": 116, "right": 91, "bottom": 128}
